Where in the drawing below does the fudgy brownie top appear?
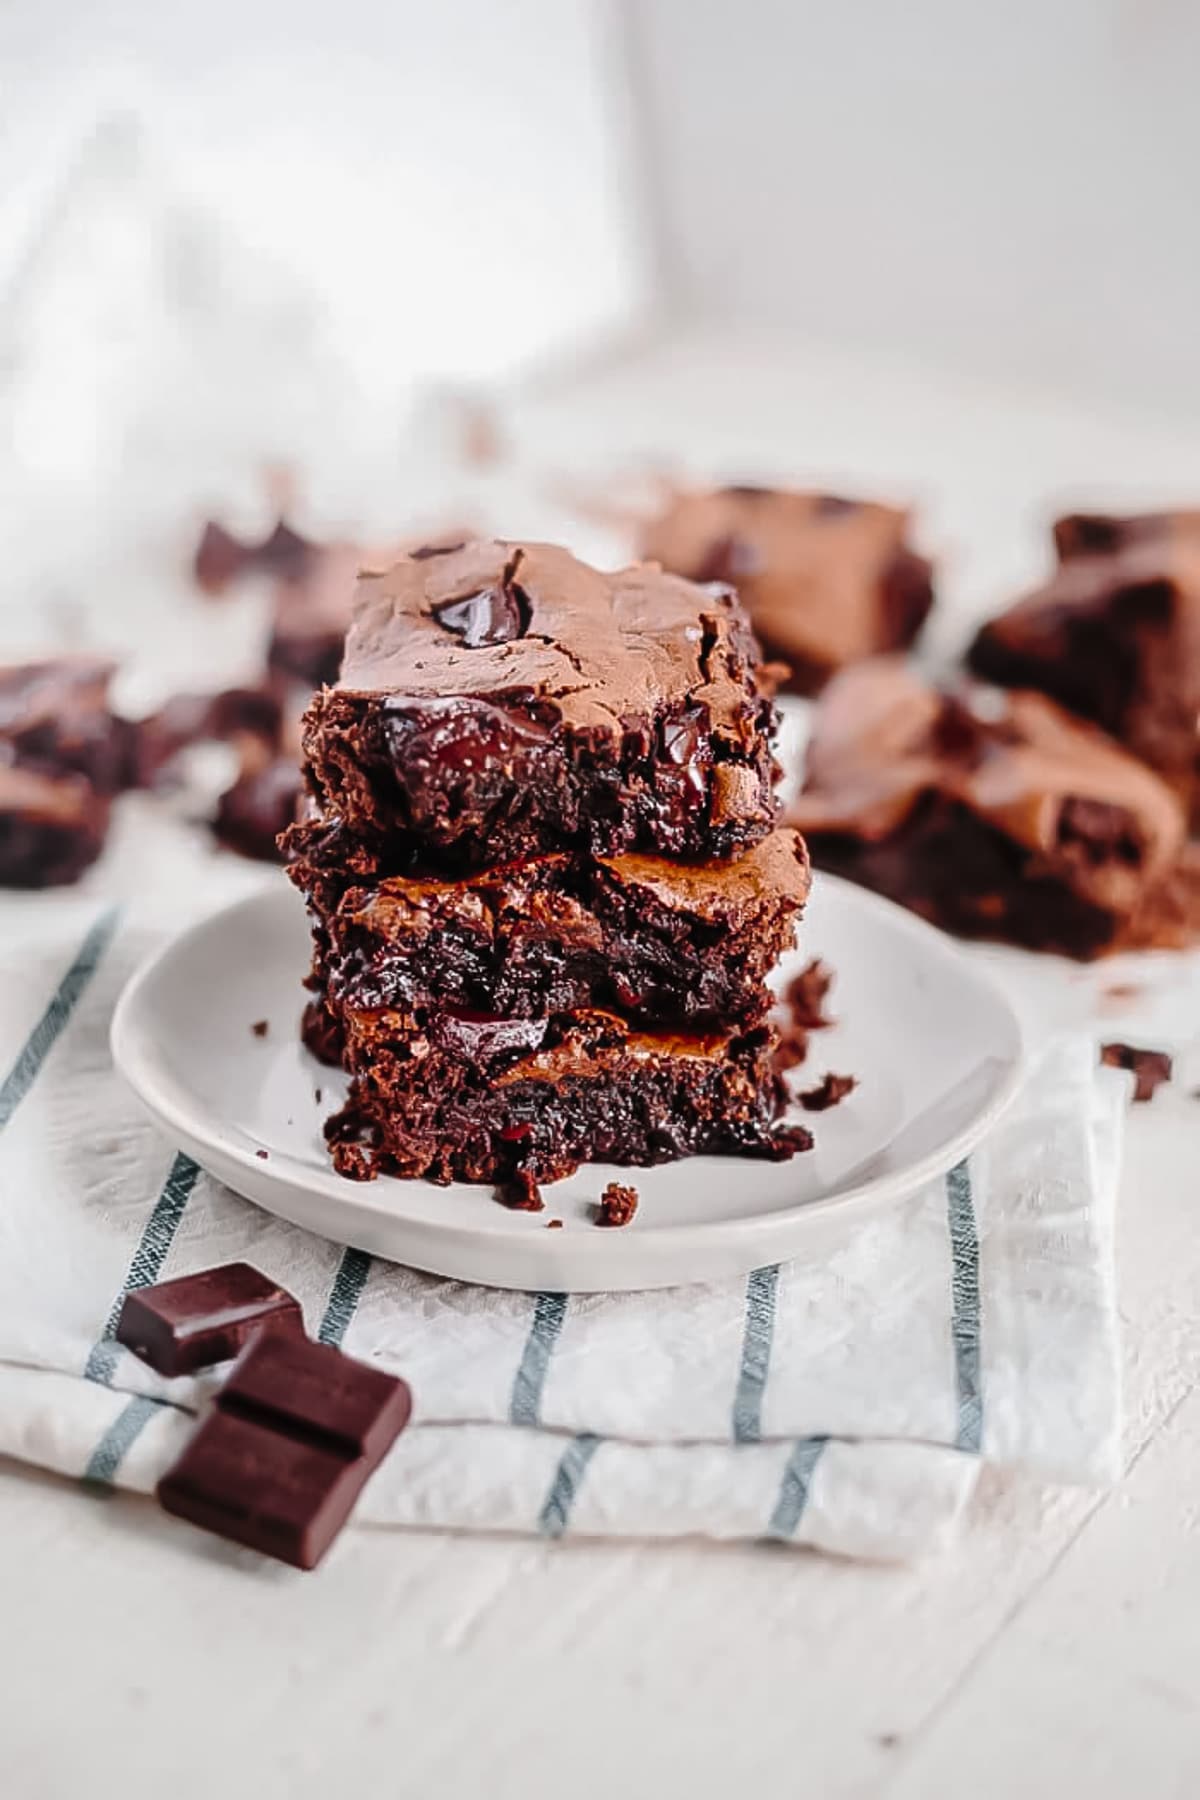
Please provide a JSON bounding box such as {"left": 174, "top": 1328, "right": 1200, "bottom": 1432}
{"left": 792, "top": 659, "right": 1185, "bottom": 887}
{"left": 338, "top": 538, "right": 769, "bottom": 740}
{"left": 639, "top": 485, "right": 933, "bottom": 689}
{"left": 300, "top": 539, "right": 780, "bottom": 867}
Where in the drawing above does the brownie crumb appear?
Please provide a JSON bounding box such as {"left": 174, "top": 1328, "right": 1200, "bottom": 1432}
{"left": 786, "top": 958, "right": 834, "bottom": 1030}
{"left": 761, "top": 1123, "right": 815, "bottom": 1159}
{"left": 546, "top": 1219, "right": 564, "bottom": 1230}
{"left": 497, "top": 1170, "right": 544, "bottom": 1212}
{"left": 1101, "top": 1042, "right": 1173, "bottom": 1103}
{"left": 251, "top": 1019, "right": 269, "bottom": 1038}
{"left": 799, "top": 1072, "right": 858, "bottom": 1112}
{"left": 255, "top": 1148, "right": 269, "bottom": 1160}
{"left": 773, "top": 1023, "right": 812, "bottom": 1074}
{"left": 314, "top": 1087, "right": 322, "bottom": 1105}
{"left": 596, "top": 1182, "right": 639, "bottom": 1228}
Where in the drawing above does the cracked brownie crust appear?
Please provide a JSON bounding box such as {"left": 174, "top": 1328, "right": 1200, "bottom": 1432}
{"left": 298, "top": 540, "right": 781, "bottom": 872}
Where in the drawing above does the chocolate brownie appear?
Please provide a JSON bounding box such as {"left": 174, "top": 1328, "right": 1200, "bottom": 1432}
{"left": 321, "top": 1003, "right": 804, "bottom": 1184}
{"left": 790, "top": 660, "right": 1198, "bottom": 959}
{"left": 213, "top": 741, "right": 303, "bottom": 863}
{"left": 0, "top": 764, "right": 110, "bottom": 887}
{"left": 640, "top": 485, "right": 934, "bottom": 695}
{"left": 287, "top": 825, "right": 810, "bottom": 1029}
{"left": 267, "top": 532, "right": 467, "bottom": 692}
{"left": 0, "top": 658, "right": 136, "bottom": 794}
{"left": 299, "top": 540, "right": 780, "bottom": 871}
{"left": 968, "top": 515, "right": 1200, "bottom": 821}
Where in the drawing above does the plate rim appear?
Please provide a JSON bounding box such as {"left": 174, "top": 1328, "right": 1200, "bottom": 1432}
{"left": 110, "top": 874, "right": 1027, "bottom": 1277}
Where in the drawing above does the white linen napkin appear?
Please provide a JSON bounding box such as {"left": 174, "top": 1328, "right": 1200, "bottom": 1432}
{"left": 0, "top": 835, "right": 1124, "bottom": 1563}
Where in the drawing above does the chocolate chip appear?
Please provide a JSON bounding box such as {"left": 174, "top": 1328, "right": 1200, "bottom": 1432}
{"left": 193, "top": 521, "right": 250, "bottom": 595}
{"left": 432, "top": 549, "right": 531, "bottom": 646}
{"left": 257, "top": 519, "right": 316, "bottom": 582}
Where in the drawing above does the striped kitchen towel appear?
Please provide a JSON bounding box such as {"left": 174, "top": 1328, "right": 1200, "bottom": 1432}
{"left": 0, "top": 890, "right": 1123, "bottom": 1563}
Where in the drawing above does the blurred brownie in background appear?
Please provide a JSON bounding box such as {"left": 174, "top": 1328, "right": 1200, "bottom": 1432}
{"left": 0, "top": 659, "right": 138, "bottom": 886}
{"left": 640, "top": 484, "right": 934, "bottom": 694}
{"left": 790, "top": 659, "right": 1199, "bottom": 959}
{"left": 969, "top": 510, "right": 1200, "bottom": 824}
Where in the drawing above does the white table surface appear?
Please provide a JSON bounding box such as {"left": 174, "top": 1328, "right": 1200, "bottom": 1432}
{"left": 4, "top": 329, "right": 1200, "bottom": 1799}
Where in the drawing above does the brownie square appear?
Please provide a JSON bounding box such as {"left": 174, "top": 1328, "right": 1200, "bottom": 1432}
{"left": 0, "top": 764, "right": 110, "bottom": 888}
{"left": 0, "top": 658, "right": 135, "bottom": 795}
{"left": 322, "top": 1002, "right": 802, "bottom": 1184}
{"left": 789, "top": 659, "right": 1197, "bottom": 959}
{"left": 286, "top": 824, "right": 810, "bottom": 1030}
{"left": 640, "top": 485, "right": 934, "bottom": 695}
{"left": 298, "top": 539, "right": 780, "bottom": 872}
{"left": 968, "top": 514, "right": 1200, "bottom": 822}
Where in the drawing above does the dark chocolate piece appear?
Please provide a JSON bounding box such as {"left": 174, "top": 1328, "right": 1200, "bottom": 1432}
{"left": 596, "top": 1182, "right": 638, "bottom": 1227}
{"left": 790, "top": 660, "right": 1198, "bottom": 959}
{"left": 298, "top": 539, "right": 780, "bottom": 873}
{"left": 1100, "top": 1041, "right": 1174, "bottom": 1104}
{"left": 968, "top": 514, "right": 1200, "bottom": 823}
{"left": 115, "top": 1263, "right": 303, "bottom": 1376}
{"left": 286, "top": 826, "right": 810, "bottom": 1031}
{"left": 640, "top": 486, "right": 934, "bottom": 695}
{"left": 156, "top": 1333, "right": 411, "bottom": 1570}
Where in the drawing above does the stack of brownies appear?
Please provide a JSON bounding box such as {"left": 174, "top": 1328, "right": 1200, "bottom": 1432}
{"left": 283, "top": 538, "right": 813, "bottom": 1187}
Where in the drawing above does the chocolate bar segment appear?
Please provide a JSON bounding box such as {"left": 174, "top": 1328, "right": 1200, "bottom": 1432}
{"left": 157, "top": 1408, "right": 377, "bottom": 1570}
{"left": 156, "top": 1332, "right": 412, "bottom": 1569}
{"left": 218, "top": 1331, "right": 412, "bottom": 1462}
{"left": 116, "top": 1263, "right": 304, "bottom": 1376}
{"left": 298, "top": 539, "right": 780, "bottom": 872}
{"left": 640, "top": 485, "right": 934, "bottom": 695}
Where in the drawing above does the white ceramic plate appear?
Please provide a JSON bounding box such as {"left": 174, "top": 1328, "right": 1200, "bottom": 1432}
{"left": 111, "top": 875, "right": 1025, "bottom": 1292}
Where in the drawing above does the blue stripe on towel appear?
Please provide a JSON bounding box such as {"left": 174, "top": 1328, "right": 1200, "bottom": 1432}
{"left": 317, "top": 1247, "right": 373, "bottom": 1346}
{"left": 766, "top": 1436, "right": 828, "bottom": 1540}
{"left": 946, "top": 1157, "right": 983, "bottom": 1452}
{"left": 0, "top": 906, "right": 119, "bottom": 1132}
{"left": 510, "top": 1292, "right": 569, "bottom": 1426}
{"left": 538, "top": 1433, "right": 602, "bottom": 1537}
{"left": 82, "top": 1394, "right": 166, "bottom": 1488}
{"left": 732, "top": 1264, "right": 780, "bottom": 1442}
